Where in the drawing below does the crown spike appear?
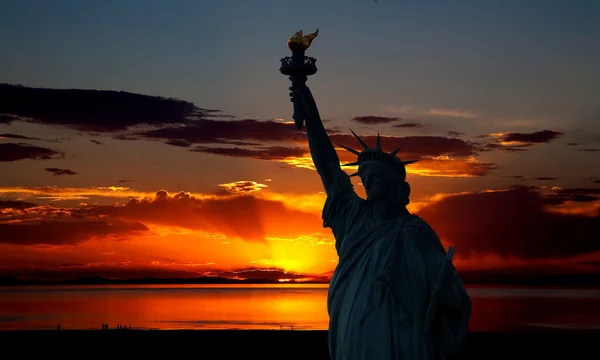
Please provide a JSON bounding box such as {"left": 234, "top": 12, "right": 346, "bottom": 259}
{"left": 349, "top": 128, "right": 369, "bottom": 150}
{"left": 402, "top": 160, "right": 418, "bottom": 166}
{"left": 389, "top": 146, "right": 403, "bottom": 157}
{"left": 348, "top": 172, "right": 359, "bottom": 177}
{"left": 376, "top": 133, "right": 382, "bottom": 151}
{"left": 334, "top": 142, "right": 360, "bottom": 155}
{"left": 342, "top": 161, "right": 360, "bottom": 167}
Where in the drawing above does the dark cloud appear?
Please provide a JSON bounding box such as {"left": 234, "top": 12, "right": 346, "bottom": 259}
{"left": 112, "top": 134, "right": 139, "bottom": 141}
{"left": 570, "top": 195, "right": 599, "bottom": 202}
{"left": 0, "top": 133, "right": 41, "bottom": 140}
{"left": 479, "top": 130, "right": 564, "bottom": 152}
{"left": 0, "top": 200, "right": 37, "bottom": 209}
{"left": 222, "top": 141, "right": 263, "bottom": 146}
{"left": 577, "top": 148, "right": 599, "bottom": 152}
{"left": 191, "top": 145, "right": 307, "bottom": 161}
{"left": 117, "top": 179, "right": 134, "bottom": 183}
{"left": 178, "top": 129, "right": 496, "bottom": 177}
{"left": 329, "top": 133, "right": 497, "bottom": 176}
{"left": 501, "top": 175, "right": 525, "bottom": 180}
{"left": 45, "top": 168, "right": 77, "bottom": 176}
{"left": 165, "top": 139, "right": 192, "bottom": 148}
{"left": 0, "top": 114, "right": 20, "bottom": 124}
{"left": 550, "top": 187, "right": 600, "bottom": 203}
{"left": 393, "top": 122, "right": 425, "bottom": 128}
{"left": 566, "top": 143, "right": 579, "bottom": 146}
{"left": 595, "top": 180, "right": 600, "bottom": 184}
{"left": 134, "top": 119, "right": 316, "bottom": 145}
{"left": 125, "top": 119, "right": 490, "bottom": 177}
{"left": 0, "top": 143, "right": 64, "bottom": 161}
{"left": 350, "top": 116, "right": 399, "bottom": 124}
{"left": 0, "top": 220, "right": 149, "bottom": 246}
{"left": 90, "top": 140, "right": 102, "bottom": 145}
{"left": 502, "top": 148, "right": 528, "bottom": 152}
{"left": 448, "top": 131, "right": 464, "bottom": 137}
{"left": 0, "top": 83, "right": 206, "bottom": 132}
{"left": 532, "top": 177, "right": 558, "bottom": 181}
{"left": 416, "top": 186, "right": 600, "bottom": 260}
{"left": 329, "top": 133, "right": 478, "bottom": 159}
{"left": 137, "top": 123, "right": 492, "bottom": 175}
{"left": 201, "top": 108, "right": 235, "bottom": 118}
{"left": 482, "top": 143, "right": 526, "bottom": 152}
{"left": 498, "top": 130, "right": 564, "bottom": 144}
{"left": 553, "top": 187, "right": 600, "bottom": 195}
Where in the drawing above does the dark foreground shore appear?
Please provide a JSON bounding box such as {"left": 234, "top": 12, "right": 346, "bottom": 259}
{"left": 0, "top": 330, "right": 598, "bottom": 359}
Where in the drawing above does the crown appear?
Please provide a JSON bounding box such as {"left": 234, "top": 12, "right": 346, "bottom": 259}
{"left": 336, "top": 129, "right": 418, "bottom": 178}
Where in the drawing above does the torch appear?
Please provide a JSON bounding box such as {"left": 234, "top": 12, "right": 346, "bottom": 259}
{"left": 279, "top": 29, "right": 319, "bottom": 130}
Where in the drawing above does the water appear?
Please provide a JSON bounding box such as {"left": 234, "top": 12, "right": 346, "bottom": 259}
{"left": 0, "top": 284, "right": 599, "bottom": 331}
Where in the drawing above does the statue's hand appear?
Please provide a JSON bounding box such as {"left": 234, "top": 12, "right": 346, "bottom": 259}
{"left": 437, "top": 271, "right": 464, "bottom": 309}
{"left": 287, "top": 75, "right": 319, "bottom": 130}
{"left": 288, "top": 85, "right": 307, "bottom": 101}
{"left": 288, "top": 76, "right": 308, "bottom": 104}
{"left": 288, "top": 82, "right": 308, "bottom": 130}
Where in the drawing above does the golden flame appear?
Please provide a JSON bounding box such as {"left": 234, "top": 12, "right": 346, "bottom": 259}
{"left": 287, "top": 29, "right": 319, "bottom": 52}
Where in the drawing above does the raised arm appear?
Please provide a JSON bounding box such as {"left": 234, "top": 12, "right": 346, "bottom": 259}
{"left": 289, "top": 75, "right": 344, "bottom": 193}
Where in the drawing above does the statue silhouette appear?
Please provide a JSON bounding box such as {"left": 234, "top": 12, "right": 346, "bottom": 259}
{"left": 288, "top": 76, "right": 471, "bottom": 359}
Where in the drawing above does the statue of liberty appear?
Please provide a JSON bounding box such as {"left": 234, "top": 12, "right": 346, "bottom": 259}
{"left": 281, "top": 30, "right": 471, "bottom": 360}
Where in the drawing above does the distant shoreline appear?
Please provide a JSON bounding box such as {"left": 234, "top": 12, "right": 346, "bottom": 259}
{"left": 0, "top": 330, "right": 597, "bottom": 359}
{"left": 0, "top": 276, "right": 329, "bottom": 286}
{"left": 2, "top": 275, "right": 600, "bottom": 287}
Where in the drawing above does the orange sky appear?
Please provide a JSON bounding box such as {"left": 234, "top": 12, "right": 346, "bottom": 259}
{"left": 1, "top": 119, "right": 599, "bottom": 282}
{"left": 1, "top": 1, "right": 600, "bottom": 282}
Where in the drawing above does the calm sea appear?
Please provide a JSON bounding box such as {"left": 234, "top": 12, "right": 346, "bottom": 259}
{"left": 0, "top": 284, "right": 598, "bottom": 331}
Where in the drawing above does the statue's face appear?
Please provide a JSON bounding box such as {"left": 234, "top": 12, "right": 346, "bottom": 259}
{"left": 359, "top": 161, "right": 404, "bottom": 202}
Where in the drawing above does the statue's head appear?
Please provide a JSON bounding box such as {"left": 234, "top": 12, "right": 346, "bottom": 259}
{"left": 359, "top": 160, "right": 411, "bottom": 205}
{"left": 337, "top": 130, "right": 417, "bottom": 206}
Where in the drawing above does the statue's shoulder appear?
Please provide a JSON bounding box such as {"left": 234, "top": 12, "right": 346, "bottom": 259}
{"left": 403, "top": 215, "right": 434, "bottom": 232}
{"left": 402, "top": 215, "right": 445, "bottom": 252}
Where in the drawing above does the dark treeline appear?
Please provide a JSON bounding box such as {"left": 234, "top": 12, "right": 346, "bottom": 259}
{"left": 1, "top": 272, "right": 599, "bottom": 286}
{"left": 0, "top": 276, "right": 328, "bottom": 286}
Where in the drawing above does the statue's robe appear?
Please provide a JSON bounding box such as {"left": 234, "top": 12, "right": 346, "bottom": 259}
{"left": 324, "top": 172, "right": 471, "bottom": 360}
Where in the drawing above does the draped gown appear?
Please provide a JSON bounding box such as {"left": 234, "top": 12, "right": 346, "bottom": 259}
{"left": 324, "top": 172, "right": 471, "bottom": 360}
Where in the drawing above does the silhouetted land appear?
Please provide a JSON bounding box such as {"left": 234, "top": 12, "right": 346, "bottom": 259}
{"left": 2, "top": 271, "right": 600, "bottom": 286}
{"left": 0, "top": 276, "right": 327, "bottom": 286}
{"left": 0, "top": 330, "right": 596, "bottom": 359}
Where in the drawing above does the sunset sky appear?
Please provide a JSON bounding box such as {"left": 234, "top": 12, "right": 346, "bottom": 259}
{"left": 0, "top": 0, "right": 599, "bottom": 282}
